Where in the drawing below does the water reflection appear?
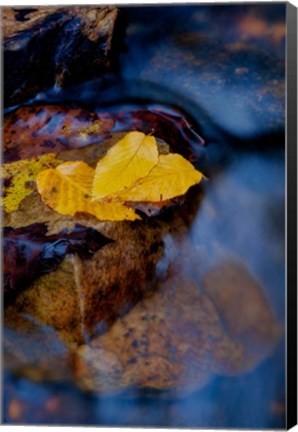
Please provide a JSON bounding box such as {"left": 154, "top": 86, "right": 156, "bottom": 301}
{"left": 190, "top": 151, "right": 285, "bottom": 320}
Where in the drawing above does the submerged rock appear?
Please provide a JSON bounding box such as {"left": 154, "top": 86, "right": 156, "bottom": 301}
{"left": 4, "top": 306, "right": 72, "bottom": 383}
{"left": 4, "top": 249, "right": 281, "bottom": 395}
{"left": 203, "top": 261, "right": 282, "bottom": 364}
{"left": 74, "top": 275, "right": 242, "bottom": 394}
{"left": 4, "top": 192, "right": 168, "bottom": 344}
{"left": 73, "top": 263, "right": 281, "bottom": 394}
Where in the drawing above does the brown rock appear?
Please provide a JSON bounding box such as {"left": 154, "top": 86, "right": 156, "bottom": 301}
{"left": 73, "top": 263, "right": 281, "bottom": 394}
{"left": 74, "top": 275, "right": 245, "bottom": 394}
{"left": 4, "top": 252, "right": 281, "bottom": 394}
{"left": 3, "top": 6, "right": 118, "bottom": 106}
{"left": 6, "top": 195, "right": 166, "bottom": 343}
{"left": 13, "top": 258, "right": 87, "bottom": 344}
{"left": 203, "top": 261, "right": 282, "bottom": 363}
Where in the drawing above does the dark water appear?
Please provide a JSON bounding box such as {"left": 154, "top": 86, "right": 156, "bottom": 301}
{"left": 3, "top": 4, "right": 286, "bottom": 428}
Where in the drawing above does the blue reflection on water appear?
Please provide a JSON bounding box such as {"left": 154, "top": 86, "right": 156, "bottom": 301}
{"left": 4, "top": 338, "right": 285, "bottom": 428}
{"left": 190, "top": 151, "right": 285, "bottom": 320}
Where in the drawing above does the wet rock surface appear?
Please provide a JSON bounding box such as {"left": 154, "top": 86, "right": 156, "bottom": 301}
{"left": 3, "top": 6, "right": 118, "bottom": 106}
{"left": 3, "top": 104, "right": 205, "bottom": 166}
{"left": 3, "top": 105, "right": 115, "bottom": 163}
{"left": 3, "top": 223, "right": 113, "bottom": 300}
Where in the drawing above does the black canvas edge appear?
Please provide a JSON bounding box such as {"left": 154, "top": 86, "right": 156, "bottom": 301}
{"left": 286, "top": 1, "right": 298, "bottom": 430}
{"left": 0, "top": 6, "right": 4, "bottom": 426}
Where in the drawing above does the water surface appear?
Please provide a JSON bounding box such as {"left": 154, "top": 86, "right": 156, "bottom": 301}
{"left": 3, "top": 3, "right": 285, "bottom": 428}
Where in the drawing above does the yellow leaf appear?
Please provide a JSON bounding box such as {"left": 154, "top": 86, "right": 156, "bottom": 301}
{"left": 92, "top": 131, "right": 158, "bottom": 201}
{"left": 1, "top": 153, "right": 61, "bottom": 213}
{"left": 112, "top": 154, "right": 203, "bottom": 203}
{"left": 36, "top": 161, "right": 139, "bottom": 221}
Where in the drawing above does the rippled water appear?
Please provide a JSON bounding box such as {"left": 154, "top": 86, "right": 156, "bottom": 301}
{"left": 3, "top": 3, "right": 285, "bottom": 428}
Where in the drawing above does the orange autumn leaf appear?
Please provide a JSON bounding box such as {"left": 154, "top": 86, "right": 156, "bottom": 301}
{"left": 36, "top": 161, "right": 139, "bottom": 222}
{"left": 92, "top": 131, "right": 158, "bottom": 201}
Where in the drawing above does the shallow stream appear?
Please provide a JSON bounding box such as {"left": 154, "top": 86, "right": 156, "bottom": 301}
{"left": 3, "top": 4, "right": 286, "bottom": 428}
